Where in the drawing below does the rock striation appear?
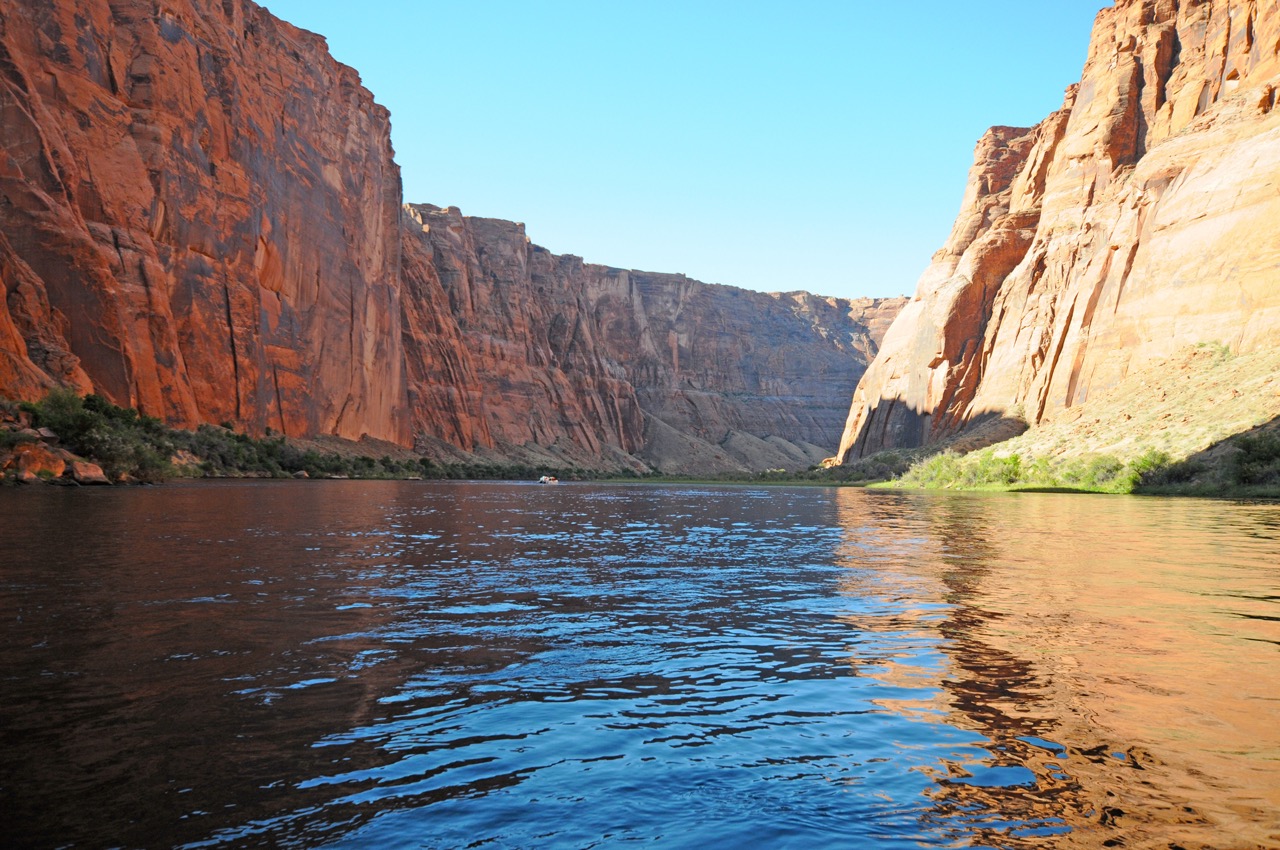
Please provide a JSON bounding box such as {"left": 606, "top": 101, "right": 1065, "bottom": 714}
{"left": 835, "top": 0, "right": 1280, "bottom": 462}
{"left": 402, "top": 205, "right": 906, "bottom": 473}
{"left": 0, "top": 0, "right": 408, "bottom": 444}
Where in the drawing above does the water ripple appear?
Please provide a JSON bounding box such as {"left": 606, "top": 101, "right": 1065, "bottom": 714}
{"left": 1, "top": 482, "right": 1277, "bottom": 848}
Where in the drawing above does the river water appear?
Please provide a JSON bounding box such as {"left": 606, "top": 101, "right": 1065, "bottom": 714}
{"left": 1, "top": 481, "right": 1277, "bottom": 849}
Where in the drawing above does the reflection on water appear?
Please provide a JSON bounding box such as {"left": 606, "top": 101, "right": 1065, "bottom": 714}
{"left": 833, "top": 491, "right": 1280, "bottom": 848}
{"left": 0, "top": 482, "right": 1276, "bottom": 848}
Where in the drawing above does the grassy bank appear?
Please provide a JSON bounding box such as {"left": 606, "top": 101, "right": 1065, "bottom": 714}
{"left": 869, "top": 435, "right": 1280, "bottom": 498}
{"left": 675, "top": 436, "right": 1280, "bottom": 498}
{"left": 829, "top": 344, "right": 1280, "bottom": 499}
{"left": 892, "top": 446, "right": 1168, "bottom": 494}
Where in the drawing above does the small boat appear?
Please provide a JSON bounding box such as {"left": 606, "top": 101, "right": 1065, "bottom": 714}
{"left": 538, "top": 475, "right": 560, "bottom": 484}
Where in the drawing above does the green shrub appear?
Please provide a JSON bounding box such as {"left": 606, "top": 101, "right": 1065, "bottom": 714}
{"left": 899, "top": 450, "right": 965, "bottom": 489}
{"left": 1232, "top": 433, "right": 1280, "bottom": 485}
{"left": 1119, "top": 449, "right": 1173, "bottom": 491}
{"left": 0, "top": 429, "right": 38, "bottom": 450}
{"left": 896, "top": 449, "right": 1024, "bottom": 490}
{"left": 20, "top": 388, "right": 175, "bottom": 482}
{"left": 1141, "top": 457, "right": 1205, "bottom": 486}
{"left": 895, "top": 447, "right": 1179, "bottom": 494}
{"left": 967, "top": 451, "right": 1021, "bottom": 486}
{"left": 1021, "top": 455, "right": 1057, "bottom": 486}
{"left": 1194, "top": 340, "right": 1234, "bottom": 361}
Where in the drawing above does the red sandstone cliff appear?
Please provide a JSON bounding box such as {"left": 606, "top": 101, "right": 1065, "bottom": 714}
{"left": 836, "top": 0, "right": 1280, "bottom": 462}
{"left": 403, "top": 204, "right": 905, "bottom": 473}
{"left": 0, "top": 0, "right": 902, "bottom": 472}
{"left": 0, "top": 0, "right": 408, "bottom": 443}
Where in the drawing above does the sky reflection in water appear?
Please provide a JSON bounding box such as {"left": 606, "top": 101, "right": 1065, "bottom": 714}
{"left": 0, "top": 482, "right": 1276, "bottom": 849}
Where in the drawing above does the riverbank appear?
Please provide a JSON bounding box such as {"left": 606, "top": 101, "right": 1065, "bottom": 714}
{"left": 9, "top": 342, "right": 1280, "bottom": 499}
{"left": 812, "top": 345, "right": 1280, "bottom": 499}
{"left": 0, "top": 389, "right": 630, "bottom": 486}
{"left": 633, "top": 346, "right": 1280, "bottom": 498}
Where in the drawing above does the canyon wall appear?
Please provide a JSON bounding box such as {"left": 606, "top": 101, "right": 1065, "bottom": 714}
{"left": 0, "top": 0, "right": 901, "bottom": 472}
{"left": 403, "top": 205, "right": 905, "bottom": 473}
{"left": 836, "top": 0, "right": 1280, "bottom": 461}
{"left": 0, "top": 0, "right": 408, "bottom": 443}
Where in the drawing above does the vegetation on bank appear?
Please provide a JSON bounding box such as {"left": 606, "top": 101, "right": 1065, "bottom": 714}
{"left": 895, "top": 446, "right": 1170, "bottom": 494}
{"left": 814, "top": 343, "right": 1280, "bottom": 499}
{"left": 5, "top": 385, "right": 1277, "bottom": 497}
{"left": 1133, "top": 431, "right": 1280, "bottom": 497}
{"left": 639, "top": 437, "right": 1280, "bottom": 498}
{"left": 0, "top": 389, "right": 631, "bottom": 485}
{"left": 796, "top": 436, "right": 1280, "bottom": 498}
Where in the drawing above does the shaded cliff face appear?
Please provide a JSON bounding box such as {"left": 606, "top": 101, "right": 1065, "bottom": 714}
{"left": 837, "top": 0, "right": 1280, "bottom": 461}
{"left": 403, "top": 204, "right": 905, "bottom": 473}
{"left": 0, "top": 0, "right": 408, "bottom": 443}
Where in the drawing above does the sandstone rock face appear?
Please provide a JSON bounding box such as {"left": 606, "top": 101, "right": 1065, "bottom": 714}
{"left": 836, "top": 0, "right": 1280, "bottom": 461}
{"left": 0, "top": 0, "right": 901, "bottom": 472}
{"left": 403, "top": 205, "right": 906, "bottom": 472}
{"left": 0, "top": 0, "right": 407, "bottom": 444}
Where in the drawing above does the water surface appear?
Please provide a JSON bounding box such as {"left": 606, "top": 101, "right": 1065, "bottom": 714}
{"left": 1, "top": 481, "right": 1277, "bottom": 848}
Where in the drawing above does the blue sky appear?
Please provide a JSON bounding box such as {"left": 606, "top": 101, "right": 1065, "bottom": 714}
{"left": 261, "top": 1, "right": 1105, "bottom": 300}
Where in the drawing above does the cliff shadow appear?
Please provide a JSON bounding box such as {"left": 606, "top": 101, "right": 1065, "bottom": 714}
{"left": 1134, "top": 415, "right": 1280, "bottom": 498}
{"left": 935, "top": 410, "right": 1031, "bottom": 455}
{"left": 844, "top": 403, "right": 1029, "bottom": 464}
{"left": 829, "top": 408, "right": 1030, "bottom": 484}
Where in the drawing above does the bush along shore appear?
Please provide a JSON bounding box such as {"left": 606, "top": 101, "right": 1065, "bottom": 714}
{"left": 0, "top": 389, "right": 626, "bottom": 486}
{"left": 620, "top": 439, "right": 1280, "bottom": 498}
{"left": 793, "top": 438, "right": 1279, "bottom": 498}
{"left": 5, "top": 389, "right": 1276, "bottom": 497}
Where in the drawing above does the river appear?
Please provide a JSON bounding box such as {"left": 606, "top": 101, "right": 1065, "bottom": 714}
{"left": 1, "top": 481, "right": 1277, "bottom": 848}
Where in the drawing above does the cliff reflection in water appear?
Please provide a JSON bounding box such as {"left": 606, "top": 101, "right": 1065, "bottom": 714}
{"left": 831, "top": 489, "right": 1280, "bottom": 848}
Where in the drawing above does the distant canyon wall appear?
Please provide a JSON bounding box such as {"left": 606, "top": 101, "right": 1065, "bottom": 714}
{"left": 402, "top": 205, "right": 905, "bottom": 473}
{"left": 836, "top": 0, "right": 1280, "bottom": 461}
{"left": 0, "top": 0, "right": 902, "bottom": 471}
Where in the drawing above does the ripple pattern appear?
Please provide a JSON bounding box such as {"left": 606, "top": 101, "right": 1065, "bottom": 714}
{"left": 1, "top": 482, "right": 1277, "bottom": 849}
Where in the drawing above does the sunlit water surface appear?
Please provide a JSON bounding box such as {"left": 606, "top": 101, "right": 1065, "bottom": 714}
{"left": 1, "top": 481, "right": 1277, "bottom": 849}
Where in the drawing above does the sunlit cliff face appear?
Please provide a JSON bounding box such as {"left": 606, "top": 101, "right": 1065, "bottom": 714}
{"left": 830, "top": 488, "right": 1280, "bottom": 847}
{"left": 837, "top": 0, "right": 1280, "bottom": 464}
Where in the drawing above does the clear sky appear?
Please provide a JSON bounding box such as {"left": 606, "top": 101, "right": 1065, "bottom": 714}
{"left": 260, "top": 1, "right": 1106, "bottom": 300}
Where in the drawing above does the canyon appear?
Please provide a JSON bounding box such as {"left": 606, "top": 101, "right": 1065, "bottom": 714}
{"left": 400, "top": 204, "right": 904, "bottom": 473}
{"left": 834, "top": 0, "right": 1280, "bottom": 464}
{"left": 9, "top": 0, "right": 1273, "bottom": 479}
{"left": 0, "top": 0, "right": 902, "bottom": 474}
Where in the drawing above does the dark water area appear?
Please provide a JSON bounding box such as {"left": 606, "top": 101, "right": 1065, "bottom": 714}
{"left": 1, "top": 481, "right": 1277, "bottom": 849}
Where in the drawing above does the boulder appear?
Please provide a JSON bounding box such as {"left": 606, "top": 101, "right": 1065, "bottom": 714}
{"left": 69, "top": 461, "right": 111, "bottom": 485}
{"left": 2, "top": 442, "right": 67, "bottom": 481}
